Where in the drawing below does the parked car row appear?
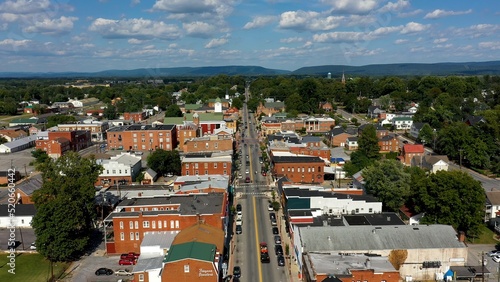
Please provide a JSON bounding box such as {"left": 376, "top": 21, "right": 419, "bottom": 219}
{"left": 119, "top": 252, "right": 140, "bottom": 265}
{"left": 95, "top": 268, "right": 133, "bottom": 276}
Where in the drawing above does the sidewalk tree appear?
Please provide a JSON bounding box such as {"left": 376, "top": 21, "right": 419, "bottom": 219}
{"left": 31, "top": 152, "right": 103, "bottom": 262}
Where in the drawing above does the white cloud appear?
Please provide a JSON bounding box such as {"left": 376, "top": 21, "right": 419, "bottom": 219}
{"left": 394, "top": 39, "right": 408, "bottom": 44}
{"left": 321, "top": 0, "right": 380, "bottom": 14}
{"left": 424, "top": 9, "right": 472, "bottom": 19}
{"left": 128, "top": 38, "right": 144, "bottom": 44}
{"left": 0, "top": 38, "right": 31, "bottom": 47}
{"left": 397, "top": 9, "right": 423, "bottom": 18}
{"left": 479, "top": 41, "right": 500, "bottom": 50}
{"left": 279, "top": 10, "right": 341, "bottom": 31}
{"left": 280, "top": 37, "right": 304, "bottom": 43}
{"left": 433, "top": 38, "right": 448, "bottom": 44}
{"left": 243, "top": 15, "right": 276, "bottom": 30}
{"left": 344, "top": 47, "right": 382, "bottom": 57}
{"left": 23, "top": 16, "right": 78, "bottom": 35}
{"left": 205, "top": 37, "right": 228, "bottom": 48}
{"left": 0, "top": 0, "right": 51, "bottom": 14}
{"left": 183, "top": 21, "right": 216, "bottom": 38}
{"left": 400, "top": 22, "right": 430, "bottom": 34}
{"left": 130, "top": 0, "right": 140, "bottom": 6}
{"left": 378, "top": 0, "right": 410, "bottom": 13}
{"left": 89, "top": 18, "right": 181, "bottom": 40}
{"left": 153, "top": 0, "right": 234, "bottom": 19}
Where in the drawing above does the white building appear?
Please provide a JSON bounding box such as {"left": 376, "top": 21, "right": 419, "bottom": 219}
{"left": 0, "top": 204, "right": 36, "bottom": 228}
{"left": 422, "top": 155, "right": 449, "bottom": 173}
{"left": 97, "top": 153, "right": 142, "bottom": 183}
{"left": 392, "top": 116, "right": 413, "bottom": 130}
{"left": 0, "top": 135, "right": 37, "bottom": 154}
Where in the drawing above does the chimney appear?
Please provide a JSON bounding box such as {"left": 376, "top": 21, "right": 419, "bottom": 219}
{"left": 365, "top": 259, "right": 371, "bottom": 268}
{"left": 458, "top": 231, "right": 465, "bottom": 242}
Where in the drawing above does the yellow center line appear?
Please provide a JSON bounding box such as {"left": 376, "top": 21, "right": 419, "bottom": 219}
{"left": 253, "top": 196, "right": 263, "bottom": 282}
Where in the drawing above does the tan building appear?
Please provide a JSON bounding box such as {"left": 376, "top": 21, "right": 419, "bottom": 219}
{"left": 182, "top": 135, "right": 233, "bottom": 153}
{"left": 58, "top": 121, "right": 109, "bottom": 142}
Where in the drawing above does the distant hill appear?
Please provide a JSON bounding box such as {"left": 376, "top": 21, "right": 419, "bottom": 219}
{"left": 0, "top": 66, "right": 290, "bottom": 78}
{"left": 2, "top": 61, "right": 500, "bottom": 78}
{"left": 292, "top": 61, "right": 500, "bottom": 77}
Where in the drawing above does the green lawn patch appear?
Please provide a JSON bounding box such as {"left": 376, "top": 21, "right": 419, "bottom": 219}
{"left": 467, "top": 224, "right": 498, "bottom": 244}
{"left": 0, "top": 253, "right": 70, "bottom": 282}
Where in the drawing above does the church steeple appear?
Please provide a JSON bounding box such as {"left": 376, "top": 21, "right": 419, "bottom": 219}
{"left": 341, "top": 70, "right": 346, "bottom": 85}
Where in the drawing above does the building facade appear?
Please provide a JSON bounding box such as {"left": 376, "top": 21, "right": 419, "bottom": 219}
{"left": 271, "top": 155, "right": 325, "bottom": 184}
{"left": 107, "top": 124, "right": 177, "bottom": 151}
{"left": 181, "top": 153, "right": 232, "bottom": 176}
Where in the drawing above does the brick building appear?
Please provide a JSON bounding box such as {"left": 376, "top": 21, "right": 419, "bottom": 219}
{"left": 303, "top": 116, "right": 335, "bottom": 133}
{"left": 57, "top": 121, "right": 109, "bottom": 142}
{"left": 36, "top": 130, "right": 91, "bottom": 158}
{"left": 378, "top": 134, "right": 399, "bottom": 153}
{"left": 103, "top": 193, "right": 226, "bottom": 254}
{"left": 162, "top": 242, "right": 219, "bottom": 282}
{"left": 401, "top": 144, "right": 425, "bottom": 166}
{"left": 106, "top": 124, "right": 177, "bottom": 151}
{"left": 181, "top": 153, "right": 232, "bottom": 176}
{"left": 271, "top": 155, "right": 325, "bottom": 184}
{"left": 289, "top": 147, "right": 331, "bottom": 160}
{"left": 14, "top": 174, "right": 43, "bottom": 205}
{"left": 177, "top": 122, "right": 198, "bottom": 151}
{"left": 123, "top": 112, "right": 147, "bottom": 123}
{"left": 182, "top": 135, "right": 233, "bottom": 153}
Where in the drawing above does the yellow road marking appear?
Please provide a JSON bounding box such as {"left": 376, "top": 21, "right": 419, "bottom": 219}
{"left": 253, "top": 196, "right": 263, "bottom": 282}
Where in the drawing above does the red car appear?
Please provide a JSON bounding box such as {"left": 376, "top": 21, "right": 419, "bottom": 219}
{"left": 120, "top": 252, "right": 140, "bottom": 260}
{"left": 119, "top": 258, "right": 136, "bottom": 265}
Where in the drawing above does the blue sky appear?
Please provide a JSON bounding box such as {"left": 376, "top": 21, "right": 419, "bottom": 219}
{"left": 0, "top": 0, "right": 498, "bottom": 72}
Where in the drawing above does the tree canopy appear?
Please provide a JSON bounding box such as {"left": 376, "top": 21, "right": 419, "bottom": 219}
{"left": 46, "top": 115, "right": 77, "bottom": 128}
{"left": 31, "top": 152, "right": 103, "bottom": 262}
{"left": 147, "top": 149, "right": 181, "bottom": 176}
{"left": 344, "top": 124, "right": 380, "bottom": 176}
{"left": 164, "top": 104, "right": 183, "bottom": 117}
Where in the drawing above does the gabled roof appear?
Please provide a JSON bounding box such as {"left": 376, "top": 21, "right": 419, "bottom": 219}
{"left": 165, "top": 241, "right": 216, "bottom": 263}
{"left": 411, "top": 122, "right": 426, "bottom": 131}
{"left": 144, "top": 168, "right": 157, "bottom": 179}
{"left": 465, "top": 115, "right": 485, "bottom": 126}
{"left": 171, "top": 222, "right": 224, "bottom": 252}
{"left": 486, "top": 191, "right": 500, "bottom": 206}
{"left": 403, "top": 144, "right": 424, "bottom": 153}
{"left": 16, "top": 173, "right": 43, "bottom": 196}
{"left": 423, "top": 155, "right": 449, "bottom": 165}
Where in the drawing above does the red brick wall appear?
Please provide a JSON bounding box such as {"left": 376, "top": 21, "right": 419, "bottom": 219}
{"left": 178, "top": 128, "right": 197, "bottom": 150}
{"left": 107, "top": 128, "right": 177, "bottom": 151}
{"left": 124, "top": 112, "right": 146, "bottom": 123}
{"left": 183, "top": 138, "right": 233, "bottom": 153}
{"left": 162, "top": 259, "right": 218, "bottom": 282}
{"left": 331, "top": 133, "right": 353, "bottom": 147}
{"left": 111, "top": 213, "right": 224, "bottom": 254}
{"left": 182, "top": 161, "right": 232, "bottom": 176}
{"left": 337, "top": 269, "right": 400, "bottom": 282}
{"left": 272, "top": 162, "right": 324, "bottom": 183}
{"left": 289, "top": 147, "right": 331, "bottom": 159}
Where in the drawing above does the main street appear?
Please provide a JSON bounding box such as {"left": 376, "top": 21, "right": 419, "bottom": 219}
{"left": 231, "top": 89, "right": 288, "bottom": 282}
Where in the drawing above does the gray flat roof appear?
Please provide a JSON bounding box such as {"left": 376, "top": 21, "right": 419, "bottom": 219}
{"left": 299, "top": 224, "right": 465, "bottom": 252}
{"left": 306, "top": 253, "right": 396, "bottom": 277}
{"left": 132, "top": 255, "right": 164, "bottom": 272}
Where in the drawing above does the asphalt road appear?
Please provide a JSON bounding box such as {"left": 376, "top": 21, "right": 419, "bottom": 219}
{"left": 0, "top": 227, "right": 36, "bottom": 251}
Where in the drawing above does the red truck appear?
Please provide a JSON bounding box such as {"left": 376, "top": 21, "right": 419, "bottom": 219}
{"left": 260, "top": 242, "right": 270, "bottom": 263}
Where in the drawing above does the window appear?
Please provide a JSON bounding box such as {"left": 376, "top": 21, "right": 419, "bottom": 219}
{"left": 164, "top": 220, "right": 167, "bottom": 228}
{"left": 214, "top": 163, "right": 218, "bottom": 168}
{"left": 195, "top": 170, "right": 199, "bottom": 175}
{"left": 223, "top": 170, "right": 227, "bottom": 175}
{"left": 215, "top": 142, "right": 218, "bottom": 149}
{"left": 170, "top": 220, "right": 174, "bottom": 228}
{"left": 135, "top": 221, "right": 139, "bottom": 229}
{"left": 129, "top": 221, "right": 134, "bottom": 229}
{"left": 194, "top": 143, "right": 197, "bottom": 148}
{"left": 184, "top": 265, "right": 190, "bottom": 273}
{"left": 158, "top": 221, "right": 162, "bottom": 228}
{"left": 135, "top": 232, "right": 139, "bottom": 240}
{"left": 223, "top": 163, "right": 227, "bottom": 168}
{"left": 120, "top": 221, "right": 124, "bottom": 229}
{"left": 130, "top": 232, "right": 134, "bottom": 240}
{"left": 369, "top": 208, "right": 373, "bottom": 213}
{"left": 106, "top": 170, "right": 109, "bottom": 174}
{"left": 149, "top": 133, "right": 153, "bottom": 137}
{"left": 119, "top": 170, "right": 122, "bottom": 174}
{"left": 185, "top": 164, "right": 189, "bottom": 168}
{"left": 355, "top": 208, "right": 359, "bottom": 213}
{"left": 195, "top": 163, "right": 198, "bottom": 169}
{"left": 205, "top": 142, "right": 209, "bottom": 149}
{"left": 120, "top": 232, "right": 124, "bottom": 241}
{"left": 112, "top": 170, "right": 116, "bottom": 174}
{"left": 175, "top": 220, "right": 180, "bottom": 228}
{"left": 138, "top": 274, "right": 144, "bottom": 281}
{"left": 143, "top": 221, "right": 149, "bottom": 228}
{"left": 152, "top": 221, "right": 156, "bottom": 229}
{"left": 205, "top": 170, "right": 208, "bottom": 175}
{"left": 204, "top": 163, "right": 208, "bottom": 169}
{"left": 125, "top": 170, "right": 128, "bottom": 174}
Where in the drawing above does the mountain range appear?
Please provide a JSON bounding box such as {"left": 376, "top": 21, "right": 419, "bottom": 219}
{"left": 1, "top": 61, "right": 500, "bottom": 78}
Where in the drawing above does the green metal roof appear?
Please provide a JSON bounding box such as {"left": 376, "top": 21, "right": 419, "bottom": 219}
{"left": 184, "top": 104, "right": 202, "bottom": 110}
{"left": 287, "top": 198, "right": 310, "bottom": 210}
{"left": 10, "top": 118, "right": 38, "bottom": 124}
{"left": 164, "top": 242, "right": 216, "bottom": 263}
{"left": 208, "top": 98, "right": 229, "bottom": 103}
{"left": 164, "top": 112, "right": 224, "bottom": 124}
{"left": 392, "top": 117, "right": 413, "bottom": 121}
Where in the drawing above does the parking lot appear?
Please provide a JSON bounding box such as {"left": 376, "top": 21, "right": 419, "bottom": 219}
{"left": 0, "top": 149, "right": 36, "bottom": 177}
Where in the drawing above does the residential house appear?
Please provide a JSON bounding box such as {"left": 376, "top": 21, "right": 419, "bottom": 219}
{"left": 0, "top": 204, "right": 36, "bottom": 228}
{"left": 378, "top": 134, "right": 399, "bottom": 153}
{"left": 485, "top": 191, "right": 500, "bottom": 224}
{"left": 15, "top": 174, "right": 43, "bottom": 204}
{"left": 270, "top": 154, "right": 325, "bottom": 184}
{"left": 345, "top": 137, "right": 358, "bottom": 151}
{"left": 465, "top": 115, "right": 485, "bottom": 126}
{"left": 401, "top": 144, "right": 425, "bottom": 166}
{"left": 295, "top": 225, "right": 467, "bottom": 281}
{"left": 319, "top": 101, "right": 333, "bottom": 112}
{"left": 409, "top": 122, "right": 427, "bottom": 139}
{"left": 392, "top": 116, "right": 413, "bottom": 130}
{"left": 421, "top": 155, "right": 449, "bottom": 173}
{"left": 142, "top": 168, "right": 158, "bottom": 184}
{"left": 103, "top": 193, "right": 226, "bottom": 254}
{"left": 123, "top": 112, "right": 147, "bottom": 123}
{"left": 328, "top": 126, "right": 356, "bottom": 147}
{"left": 96, "top": 153, "right": 142, "bottom": 186}
{"left": 181, "top": 152, "right": 232, "bottom": 176}
{"left": 106, "top": 124, "right": 177, "bottom": 151}
{"left": 367, "top": 105, "right": 385, "bottom": 119}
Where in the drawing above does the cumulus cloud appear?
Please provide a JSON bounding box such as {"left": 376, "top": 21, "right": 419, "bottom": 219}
{"left": 321, "top": 0, "right": 379, "bottom": 14}
{"left": 424, "top": 9, "right": 472, "bottom": 19}
{"left": 479, "top": 41, "right": 500, "bottom": 50}
{"left": 394, "top": 39, "right": 408, "bottom": 44}
{"left": 0, "top": 38, "right": 31, "bottom": 47}
{"left": 89, "top": 18, "right": 181, "bottom": 40}
{"left": 128, "top": 38, "right": 145, "bottom": 44}
{"left": 153, "top": 0, "right": 234, "bottom": 18}
{"left": 397, "top": 9, "right": 423, "bottom": 18}
{"left": 280, "top": 37, "right": 304, "bottom": 43}
{"left": 433, "top": 38, "right": 448, "bottom": 44}
{"left": 23, "top": 16, "right": 78, "bottom": 35}
{"left": 243, "top": 15, "right": 276, "bottom": 30}
{"left": 0, "top": 0, "right": 51, "bottom": 14}
{"left": 400, "top": 22, "right": 430, "bottom": 34}
{"left": 344, "top": 47, "right": 382, "bottom": 57}
{"left": 183, "top": 21, "right": 216, "bottom": 38}
{"left": 378, "top": 0, "right": 410, "bottom": 13}
{"left": 204, "top": 37, "right": 228, "bottom": 48}
{"left": 279, "top": 10, "right": 341, "bottom": 31}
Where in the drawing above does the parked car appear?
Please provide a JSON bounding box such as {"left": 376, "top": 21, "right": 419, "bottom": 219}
{"left": 30, "top": 242, "right": 36, "bottom": 250}
{"left": 95, "top": 268, "right": 113, "bottom": 276}
{"left": 493, "top": 255, "right": 500, "bottom": 263}
{"left": 236, "top": 225, "right": 242, "bottom": 234}
{"left": 274, "top": 235, "right": 281, "bottom": 244}
{"left": 277, "top": 255, "right": 285, "bottom": 266}
{"left": 115, "top": 269, "right": 133, "bottom": 276}
{"left": 275, "top": 245, "right": 283, "bottom": 255}
{"left": 236, "top": 218, "right": 242, "bottom": 226}
{"left": 488, "top": 250, "right": 500, "bottom": 257}
{"left": 120, "top": 252, "right": 140, "bottom": 260}
{"left": 245, "top": 176, "right": 251, "bottom": 183}
{"left": 272, "top": 227, "right": 279, "bottom": 235}
{"left": 119, "top": 259, "right": 136, "bottom": 265}
{"left": 269, "top": 213, "right": 276, "bottom": 220}
{"left": 268, "top": 204, "right": 274, "bottom": 211}
{"left": 233, "top": 266, "right": 241, "bottom": 278}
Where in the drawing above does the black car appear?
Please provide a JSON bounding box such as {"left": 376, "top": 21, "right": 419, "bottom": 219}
{"left": 260, "top": 253, "right": 270, "bottom": 263}
{"left": 236, "top": 225, "right": 242, "bottom": 234}
{"left": 272, "top": 227, "right": 279, "bottom": 234}
{"left": 277, "top": 255, "right": 285, "bottom": 266}
{"left": 236, "top": 204, "right": 242, "bottom": 212}
{"left": 275, "top": 245, "right": 283, "bottom": 255}
{"left": 233, "top": 266, "right": 241, "bottom": 278}
{"left": 95, "top": 268, "right": 113, "bottom": 276}
{"left": 269, "top": 212, "right": 276, "bottom": 220}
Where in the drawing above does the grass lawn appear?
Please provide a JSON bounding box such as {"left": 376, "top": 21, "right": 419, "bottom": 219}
{"left": 467, "top": 224, "right": 499, "bottom": 245}
{"left": 0, "top": 253, "right": 70, "bottom": 282}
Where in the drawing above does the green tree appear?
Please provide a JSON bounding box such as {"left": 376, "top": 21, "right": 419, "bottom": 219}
{"left": 358, "top": 125, "right": 380, "bottom": 160}
{"left": 231, "top": 97, "right": 243, "bottom": 109}
{"left": 147, "top": 149, "right": 181, "bottom": 175}
{"left": 413, "top": 170, "right": 485, "bottom": 237}
{"left": 46, "top": 115, "right": 77, "bottom": 128}
{"left": 164, "top": 104, "right": 183, "bottom": 117}
{"left": 417, "top": 123, "right": 434, "bottom": 146}
{"left": 31, "top": 148, "right": 49, "bottom": 164}
{"left": 362, "top": 160, "right": 411, "bottom": 211}
{"left": 31, "top": 152, "right": 103, "bottom": 262}
{"left": 0, "top": 136, "right": 7, "bottom": 145}
{"left": 103, "top": 105, "right": 117, "bottom": 120}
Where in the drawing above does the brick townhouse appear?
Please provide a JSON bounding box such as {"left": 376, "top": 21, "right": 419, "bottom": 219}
{"left": 123, "top": 112, "right": 147, "bottom": 123}
{"left": 181, "top": 153, "right": 232, "bottom": 176}
{"left": 271, "top": 155, "right": 325, "bottom": 184}
{"left": 104, "top": 193, "right": 226, "bottom": 254}
{"left": 36, "top": 130, "right": 91, "bottom": 158}
{"left": 57, "top": 121, "right": 109, "bottom": 142}
{"left": 106, "top": 124, "right": 177, "bottom": 151}
{"left": 182, "top": 135, "right": 233, "bottom": 153}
